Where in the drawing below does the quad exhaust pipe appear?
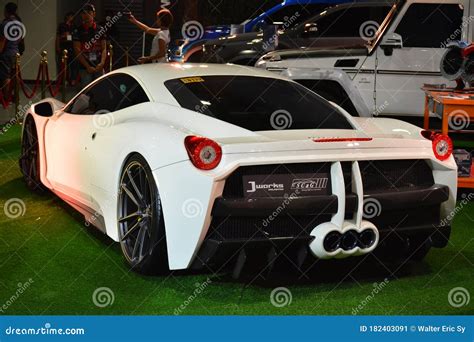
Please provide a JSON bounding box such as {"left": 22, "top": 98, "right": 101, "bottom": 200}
{"left": 309, "top": 221, "right": 379, "bottom": 259}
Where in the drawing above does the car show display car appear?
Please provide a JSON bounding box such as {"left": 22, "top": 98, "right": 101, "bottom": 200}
{"left": 20, "top": 63, "right": 457, "bottom": 274}
{"left": 171, "top": 0, "right": 351, "bottom": 62}
{"left": 197, "top": 1, "right": 392, "bottom": 66}
{"left": 255, "top": 0, "right": 470, "bottom": 119}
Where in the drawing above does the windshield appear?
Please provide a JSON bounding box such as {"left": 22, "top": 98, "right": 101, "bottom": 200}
{"left": 165, "top": 76, "right": 353, "bottom": 131}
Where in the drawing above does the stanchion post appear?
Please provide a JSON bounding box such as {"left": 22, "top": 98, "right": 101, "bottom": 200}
{"left": 125, "top": 47, "right": 129, "bottom": 67}
{"left": 14, "top": 53, "right": 20, "bottom": 117}
{"left": 40, "top": 50, "right": 47, "bottom": 100}
{"left": 109, "top": 44, "right": 113, "bottom": 72}
{"left": 61, "top": 49, "right": 68, "bottom": 103}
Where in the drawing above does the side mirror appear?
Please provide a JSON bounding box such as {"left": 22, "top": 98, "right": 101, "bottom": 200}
{"left": 380, "top": 33, "right": 403, "bottom": 56}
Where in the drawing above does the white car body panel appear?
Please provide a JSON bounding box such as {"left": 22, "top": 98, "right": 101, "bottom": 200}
{"left": 23, "top": 63, "right": 458, "bottom": 270}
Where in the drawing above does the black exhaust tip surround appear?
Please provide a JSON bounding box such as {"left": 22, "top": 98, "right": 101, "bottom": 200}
{"left": 341, "top": 230, "right": 359, "bottom": 251}
{"left": 359, "top": 229, "right": 377, "bottom": 249}
{"left": 323, "top": 231, "right": 342, "bottom": 253}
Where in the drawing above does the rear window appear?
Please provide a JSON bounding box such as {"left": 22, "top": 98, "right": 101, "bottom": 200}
{"left": 165, "top": 76, "right": 353, "bottom": 131}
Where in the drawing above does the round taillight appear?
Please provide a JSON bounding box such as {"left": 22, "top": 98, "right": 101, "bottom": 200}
{"left": 184, "top": 136, "right": 222, "bottom": 170}
{"left": 432, "top": 134, "right": 453, "bottom": 161}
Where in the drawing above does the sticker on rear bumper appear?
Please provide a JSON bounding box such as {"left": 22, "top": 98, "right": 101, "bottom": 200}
{"left": 243, "top": 173, "right": 330, "bottom": 197}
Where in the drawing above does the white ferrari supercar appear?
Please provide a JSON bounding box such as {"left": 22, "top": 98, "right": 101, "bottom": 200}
{"left": 20, "top": 63, "right": 457, "bottom": 274}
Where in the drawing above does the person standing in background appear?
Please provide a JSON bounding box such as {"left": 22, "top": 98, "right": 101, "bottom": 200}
{"left": 0, "top": 2, "right": 24, "bottom": 93}
{"left": 56, "top": 12, "right": 78, "bottom": 86}
{"left": 127, "top": 9, "right": 173, "bottom": 63}
{"left": 73, "top": 4, "right": 107, "bottom": 88}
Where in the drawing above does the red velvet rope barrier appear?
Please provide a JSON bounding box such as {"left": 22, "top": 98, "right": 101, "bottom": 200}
{"left": 43, "top": 62, "right": 64, "bottom": 97}
{"left": 0, "top": 55, "right": 70, "bottom": 110}
{"left": 17, "top": 63, "right": 43, "bottom": 99}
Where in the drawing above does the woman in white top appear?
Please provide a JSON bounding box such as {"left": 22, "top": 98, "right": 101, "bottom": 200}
{"left": 127, "top": 9, "right": 173, "bottom": 64}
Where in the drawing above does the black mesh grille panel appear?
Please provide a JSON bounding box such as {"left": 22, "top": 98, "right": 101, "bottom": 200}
{"left": 208, "top": 214, "right": 332, "bottom": 241}
{"left": 359, "top": 160, "right": 434, "bottom": 192}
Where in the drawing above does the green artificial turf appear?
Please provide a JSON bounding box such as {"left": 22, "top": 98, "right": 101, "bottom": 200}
{"left": 0, "top": 124, "right": 473, "bottom": 315}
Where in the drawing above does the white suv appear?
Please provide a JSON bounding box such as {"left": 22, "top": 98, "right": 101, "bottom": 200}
{"left": 256, "top": 0, "right": 472, "bottom": 118}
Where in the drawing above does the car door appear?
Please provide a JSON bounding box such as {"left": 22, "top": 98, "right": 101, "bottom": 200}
{"left": 374, "top": 1, "right": 465, "bottom": 117}
{"left": 85, "top": 74, "right": 150, "bottom": 215}
{"left": 44, "top": 75, "right": 122, "bottom": 208}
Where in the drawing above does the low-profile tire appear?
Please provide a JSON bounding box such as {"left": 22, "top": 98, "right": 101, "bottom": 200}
{"left": 117, "top": 154, "right": 169, "bottom": 275}
{"left": 19, "top": 116, "right": 46, "bottom": 193}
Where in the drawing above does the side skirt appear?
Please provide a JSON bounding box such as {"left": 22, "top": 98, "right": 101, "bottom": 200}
{"left": 53, "top": 190, "right": 107, "bottom": 233}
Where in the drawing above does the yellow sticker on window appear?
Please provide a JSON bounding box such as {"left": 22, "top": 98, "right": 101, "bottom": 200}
{"left": 180, "top": 77, "right": 205, "bottom": 84}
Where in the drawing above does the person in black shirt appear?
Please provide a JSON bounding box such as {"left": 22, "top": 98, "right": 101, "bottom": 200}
{"left": 73, "top": 4, "right": 107, "bottom": 88}
{"left": 56, "top": 12, "right": 78, "bottom": 86}
{"left": 0, "top": 2, "right": 23, "bottom": 92}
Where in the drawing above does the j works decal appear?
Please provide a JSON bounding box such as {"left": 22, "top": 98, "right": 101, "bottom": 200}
{"left": 246, "top": 181, "right": 284, "bottom": 193}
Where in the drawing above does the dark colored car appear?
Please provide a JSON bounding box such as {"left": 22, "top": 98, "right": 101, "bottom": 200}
{"left": 195, "top": 1, "right": 393, "bottom": 65}
{"left": 169, "top": 0, "right": 353, "bottom": 62}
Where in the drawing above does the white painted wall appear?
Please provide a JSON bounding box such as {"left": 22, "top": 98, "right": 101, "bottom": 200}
{"left": 18, "top": 0, "right": 58, "bottom": 79}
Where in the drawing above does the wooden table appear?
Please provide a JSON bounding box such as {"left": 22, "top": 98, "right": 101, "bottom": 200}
{"left": 422, "top": 88, "right": 474, "bottom": 189}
